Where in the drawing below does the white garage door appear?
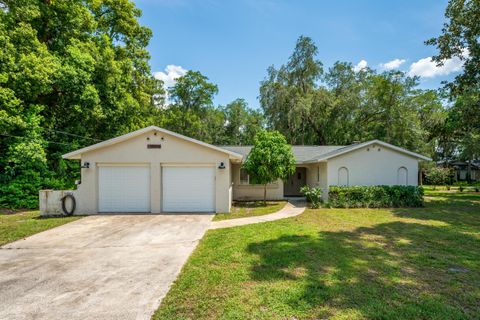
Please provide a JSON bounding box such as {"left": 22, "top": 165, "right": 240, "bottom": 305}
{"left": 162, "top": 166, "right": 215, "bottom": 212}
{"left": 98, "top": 166, "right": 150, "bottom": 212}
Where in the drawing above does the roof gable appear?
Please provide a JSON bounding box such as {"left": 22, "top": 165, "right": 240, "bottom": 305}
{"left": 62, "top": 126, "right": 243, "bottom": 160}
{"left": 304, "top": 140, "right": 431, "bottom": 162}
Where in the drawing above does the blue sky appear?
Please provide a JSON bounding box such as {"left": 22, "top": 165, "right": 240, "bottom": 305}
{"left": 135, "top": 0, "right": 462, "bottom": 109}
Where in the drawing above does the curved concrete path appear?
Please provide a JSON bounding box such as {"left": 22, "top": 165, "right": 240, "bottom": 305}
{"left": 210, "top": 201, "right": 306, "bottom": 230}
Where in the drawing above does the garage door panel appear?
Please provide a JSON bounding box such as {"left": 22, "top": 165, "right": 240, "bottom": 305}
{"left": 162, "top": 167, "right": 215, "bottom": 212}
{"left": 99, "top": 166, "right": 150, "bottom": 212}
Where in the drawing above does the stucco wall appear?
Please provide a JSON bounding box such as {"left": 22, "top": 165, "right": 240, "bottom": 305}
{"left": 75, "top": 129, "right": 231, "bottom": 214}
{"left": 326, "top": 144, "right": 419, "bottom": 187}
{"left": 231, "top": 163, "right": 284, "bottom": 200}
{"left": 39, "top": 190, "right": 77, "bottom": 216}
{"left": 304, "top": 163, "right": 329, "bottom": 200}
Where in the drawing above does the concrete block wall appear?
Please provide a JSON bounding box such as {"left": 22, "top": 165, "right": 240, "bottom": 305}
{"left": 39, "top": 190, "right": 77, "bottom": 216}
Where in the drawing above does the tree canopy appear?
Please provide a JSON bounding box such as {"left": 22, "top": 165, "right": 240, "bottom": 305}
{"left": 259, "top": 36, "right": 445, "bottom": 156}
{"left": 243, "top": 130, "right": 296, "bottom": 203}
{"left": 427, "top": 0, "right": 480, "bottom": 172}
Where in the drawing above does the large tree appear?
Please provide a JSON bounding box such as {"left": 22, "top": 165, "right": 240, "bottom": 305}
{"left": 260, "top": 36, "right": 323, "bottom": 144}
{"left": 427, "top": 0, "right": 480, "bottom": 170}
{"left": 0, "top": 0, "right": 163, "bottom": 208}
{"left": 221, "top": 99, "right": 265, "bottom": 145}
{"left": 161, "top": 70, "right": 220, "bottom": 143}
{"left": 259, "top": 36, "right": 445, "bottom": 153}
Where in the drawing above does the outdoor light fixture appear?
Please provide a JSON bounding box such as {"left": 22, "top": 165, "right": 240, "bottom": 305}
{"left": 81, "top": 161, "right": 90, "bottom": 169}
{"left": 218, "top": 162, "right": 226, "bottom": 169}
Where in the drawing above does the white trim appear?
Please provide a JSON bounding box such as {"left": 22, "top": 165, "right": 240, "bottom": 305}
{"left": 305, "top": 140, "right": 431, "bottom": 162}
{"left": 62, "top": 126, "right": 243, "bottom": 160}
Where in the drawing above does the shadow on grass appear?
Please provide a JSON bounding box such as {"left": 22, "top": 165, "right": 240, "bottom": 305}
{"left": 247, "top": 216, "right": 480, "bottom": 319}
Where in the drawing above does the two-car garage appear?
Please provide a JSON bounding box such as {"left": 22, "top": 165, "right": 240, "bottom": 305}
{"left": 98, "top": 165, "right": 215, "bottom": 213}
{"left": 62, "top": 126, "right": 240, "bottom": 214}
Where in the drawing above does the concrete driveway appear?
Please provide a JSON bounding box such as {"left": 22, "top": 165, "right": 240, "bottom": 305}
{"left": 0, "top": 213, "right": 213, "bottom": 320}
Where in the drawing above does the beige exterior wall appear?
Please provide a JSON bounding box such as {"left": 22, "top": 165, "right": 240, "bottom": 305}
{"left": 326, "top": 144, "right": 419, "bottom": 187}
{"left": 302, "top": 163, "right": 329, "bottom": 200}
{"left": 74, "top": 129, "right": 231, "bottom": 214}
{"left": 231, "top": 163, "right": 330, "bottom": 201}
{"left": 231, "top": 163, "right": 284, "bottom": 200}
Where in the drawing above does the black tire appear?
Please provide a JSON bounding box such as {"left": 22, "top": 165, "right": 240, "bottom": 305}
{"left": 61, "top": 194, "right": 76, "bottom": 216}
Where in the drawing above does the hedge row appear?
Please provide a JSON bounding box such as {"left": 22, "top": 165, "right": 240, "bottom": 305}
{"left": 328, "top": 185, "right": 424, "bottom": 208}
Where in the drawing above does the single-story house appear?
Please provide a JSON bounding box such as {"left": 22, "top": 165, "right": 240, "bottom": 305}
{"left": 450, "top": 161, "right": 480, "bottom": 181}
{"left": 57, "top": 125, "right": 430, "bottom": 214}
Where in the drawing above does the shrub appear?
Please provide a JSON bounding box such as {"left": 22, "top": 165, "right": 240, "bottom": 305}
{"left": 300, "top": 186, "right": 323, "bottom": 209}
{"left": 328, "top": 185, "right": 424, "bottom": 208}
{"left": 425, "top": 167, "right": 452, "bottom": 189}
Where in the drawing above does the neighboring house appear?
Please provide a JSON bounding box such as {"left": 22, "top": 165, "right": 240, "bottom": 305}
{"left": 441, "top": 161, "right": 480, "bottom": 181}
{"left": 59, "top": 126, "right": 430, "bottom": 214}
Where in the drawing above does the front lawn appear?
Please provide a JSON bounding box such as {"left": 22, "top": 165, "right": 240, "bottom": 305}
{"left": 155, "top": 190, "right": 480, "bottom": 319}
{"left": 213, "top": 201, "right": 287, "bottom": 221}
{"left": 0, "top": 211, "right": 81, "bottom": 246}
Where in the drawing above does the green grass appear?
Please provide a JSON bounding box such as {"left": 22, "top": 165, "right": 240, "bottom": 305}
{"left": 154, "top": 189, "right": 480, "bottom": 320}
{"left": 0, "top": 210, "right": 81, "bottom": 246}
{"left": 213, "top": 201, "right": 287, "bottom": 221}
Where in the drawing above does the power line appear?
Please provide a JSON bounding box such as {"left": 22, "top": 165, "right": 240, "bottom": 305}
{"left": 0, "top": 133, "right": 80, "bottom": 147}
{"left": 43, "top": 129, "right": 102, "bottom": 141}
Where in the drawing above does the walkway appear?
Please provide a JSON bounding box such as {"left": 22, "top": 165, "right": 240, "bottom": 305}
{"left": 210, "top": 201, "right": 306, "bottom": 230}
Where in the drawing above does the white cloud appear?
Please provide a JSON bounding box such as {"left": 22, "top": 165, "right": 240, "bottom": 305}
{"left": 380, "top": 58, "right": 406, "bottom": 70}
{"left": 353, "top": 59, "right": 368, "bottom": 72}
{"left": 407, "top": 55, "right": 464, "bottom": 78}
{"left": 154, "top": 64, "right": 188, "bottom": 87}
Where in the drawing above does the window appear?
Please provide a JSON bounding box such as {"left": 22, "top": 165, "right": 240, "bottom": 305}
{"left": 338, "top": 167, "right": 349, "bottom": 186}
{"left": 240, "top": 168, "right": 250, "bottom": 185}
{"left": 239, "top": 168, "right": 277, "bottom": 186}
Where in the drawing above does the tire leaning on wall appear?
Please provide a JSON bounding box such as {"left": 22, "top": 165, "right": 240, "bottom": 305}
{"left": 61, "top": 194, "right": 76, "bottom": 216}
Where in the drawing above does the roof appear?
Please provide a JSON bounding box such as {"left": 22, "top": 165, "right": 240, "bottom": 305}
{"left": 220, "top": 145, "right": 345, "bottom": 163}
{"left": 441, "top": 160, "right": 480, "bottom": 169}
{"left": 221, "top": 140, "right": 431, "bottom": 163}
{"left": 62, "top": 126, "right": 431, "bottom": 163}
{"left": 62, "top": 126, "right": 243, "bottom": 160}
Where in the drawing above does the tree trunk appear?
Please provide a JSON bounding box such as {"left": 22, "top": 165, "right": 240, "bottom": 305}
{"left": 263, "top": 184, "right": 267, "bottom": 205}
{"left": 467, "top": 161, "right": 472, "bottom": 183}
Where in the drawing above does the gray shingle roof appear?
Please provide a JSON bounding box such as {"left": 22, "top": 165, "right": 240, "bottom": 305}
{"left": 219, "top": 140, "right": 431, "bottom": 163}
{"left": 218, "top": 145, "right": 345, "bottom": 163}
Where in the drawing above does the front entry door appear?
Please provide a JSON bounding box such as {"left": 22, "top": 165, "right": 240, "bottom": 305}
{"left": 284, "top": 167, "right": 307, "bottom": 196}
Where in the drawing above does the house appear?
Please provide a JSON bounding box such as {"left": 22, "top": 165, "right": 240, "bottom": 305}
{"left": 439, "top": 160, "right": 480, "bottom": 182}
{"left": 58, "top": 126, "right": 430, "bottom": 214}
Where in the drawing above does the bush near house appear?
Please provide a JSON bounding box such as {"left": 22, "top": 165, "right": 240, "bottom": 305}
{"left": 300, "top": 186, "right": 323, "bottom": 209}
{"left": 328, "top": 185, "right": 424, "bottom": 208}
